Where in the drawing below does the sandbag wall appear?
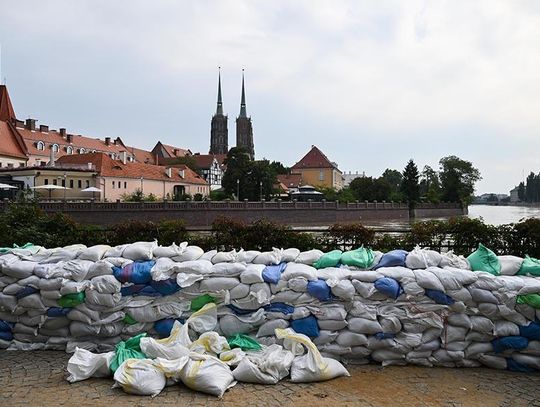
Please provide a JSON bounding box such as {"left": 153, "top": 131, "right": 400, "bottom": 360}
{"left": 1, "top": 242, "right": 540, "bottom": 372}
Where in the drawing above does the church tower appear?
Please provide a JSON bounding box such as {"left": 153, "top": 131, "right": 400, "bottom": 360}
{"left": 209, "top": 68, "right": 228, "bottom": 155}
{"left": 236, "top": 70, "right": 254, "bottom": 159}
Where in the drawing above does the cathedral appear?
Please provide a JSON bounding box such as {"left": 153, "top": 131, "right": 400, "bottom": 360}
{"left": 209, "top": 69, "right": 255, "bottom": 159}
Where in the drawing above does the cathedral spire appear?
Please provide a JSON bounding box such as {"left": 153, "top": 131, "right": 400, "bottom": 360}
{"left": 239, "top": 69, "right": 247, "bottom": 118}
{"left": 216, "top": 67, "right": 223, "bottom": 115}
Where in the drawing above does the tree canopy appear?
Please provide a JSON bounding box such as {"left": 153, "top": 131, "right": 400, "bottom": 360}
{"left": 439, "top": 156, "right": 481, "bottom": 204}
{"left": 401, "top": 159, "right": 420, "bottom": 206}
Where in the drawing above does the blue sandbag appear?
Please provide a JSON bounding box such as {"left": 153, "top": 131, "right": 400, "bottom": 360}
{"left": 519, "top": 321, "right": 540, "bottom": 340}
{"left": 374, "top": 332, "right": 395, "bottom": 340}
{"left": 262, "top": 263, "right": 287, "bottom": 284}
{"left": 425, "top": 289, "right": 455, "bottom": 305}
{"left": 264, "top": 302, "right": 295, "bottom": 315}
{"left": 46, "top": 307, "right": 72, "bottom": 318}
{"left": 154, "top": 318, "right": 185, "bottom": 338}
{"left": 0, "top": 331, "right": 13, "bottom": 341}
{"left": 228, "top": 304, "right": 260, "bottom": 315}
{"left": 121, "top": 284, "right": 145, "bottom": 296}
{"left": 150, "top": 279, "right": 180, "bottom": 296}
{"left": 0, "top": 320, "right": 14, "bottom": 332}
{"left": 291, "top": 315, "right": 319, "bottom": 338}
{"left": 492, "top": 336, "right": 529, "bottom": 353}
{"left": 138, "top": 286, "right": 161, "bottom": 297}
{"left": 113, "top": 261, "right": 155, "bottom": 284}
{"left": 373, "top": 249, "right": 408, "bottom": 269}
{"left": 15, "top": 286, "right": 39, "bottom": 300}
{"left": 374, "top": 277, "right": 403, "bottom": 299}
{"left": 507, "top": 358, "right": 537, "bottom": 373}
{"left": 307, "top": 279, "right": 332, "bottom": 301}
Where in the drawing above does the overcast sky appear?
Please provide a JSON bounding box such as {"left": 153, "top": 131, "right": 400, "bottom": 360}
{"left": 1, "top": 0, "right": 539, "bottom": 194}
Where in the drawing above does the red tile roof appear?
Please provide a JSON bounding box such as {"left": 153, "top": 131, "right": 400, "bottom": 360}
{"left": 56, "top": 152, "right": 208, "bottom": 185}
{"left": 291, "top": 145, "right": 338, "bottom": 170}
{"left": 0, "top": 121, "right": 27, "bottom": 159}
{"left": 159, "top": 142, "right": 191, "bottom": 158}
{"left": 125, "top": 145, "right": 156, "bottom": 164}
{"left": 192, "top": 154, "right": 227, "bottom": 169}
{"left": 0, "top": 85, "right": 16, "bottom": 122}
{"left": 276, "top": 173, "right": 303, "bottom": 188}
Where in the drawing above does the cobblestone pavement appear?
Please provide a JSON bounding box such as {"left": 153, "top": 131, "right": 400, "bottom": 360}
{"left": 1, "top": 351, "right": 540, "bottom": 407}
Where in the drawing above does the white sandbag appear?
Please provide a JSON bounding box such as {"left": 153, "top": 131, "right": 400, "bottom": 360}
{"left": 176, "top": 273, "right": 203, "bottom": 288}
{"left": 210, "top": 262, "right": 246, "bottom": 277}
{"left": 413, "top": 269, "right": 445, "bottom": 292}
{"left": 219, "top": 309, "right": 266, "bottom": 337}
{"left": 200, "top": 250, "right": 218, "bottom": 261}
{"left": 211, "top": 250, "right": 237, "bottom": 264}
{"left": 172, "top": 259, "right": 212, "bottom": 275}
{"left": 288, "top": 277, "right": 308, "bottom": 292}
{"left": 336, "top": 331, "right": 368, "bottom": 347}
{"left": 281, "top": 263, "right": 317, "bottom": 281}
{"left": 239, "top": 264, "right": 265, "bottom": 284}
{"left": 229, "top": 283, "right": 250, "bottom": 299}
{"left": 313, "top": 330, "right": 339, "bottom": 345}
{"left": 405, "top": 246, "right": 442, "bottom": 269}
{"left": 78, "top": 245, "right": 111, "bottom": 262}
{"left": 235, "top": 250, "right": 261, "bottom": 263}
{"left": 113, "top": 358, "right": 167, "bottom": 397}
{"left": 440, "top": 251, "right": 470, "bottom": 270}
{"left": 66, "top": 347, "right": 114, "bottom": 382}
{"left": 191, "top": 331, "right": 230, "bottom": 355}
{"left": 153, "top": 242, "right": 188, "bottom": 258}
{"left": 151, "top": 257, "right": 176, "bottom": 281}
{"left": 200, "top": 277, "right": 240, "bottom": 292}
{"left": 429, "top": 267, "right": 477, "bottom": 290}
{"left": 275, "top": 328, "right": 349, "bottom": 383}
{"left": 329, "top": 279, "right": 355, "bottom": 300}
{"left": 494, "top": 320, "right": 520, "bottom": 337}
{"left": 172, "top": 245, "right": 204, "bottom": 262}
{"left": 253, "top": 248, "right": 283, "bottom": 265}
{"left": 91, "top": 275, "right": 121, "bottom": 293}
{"left": 512, "top": 354, "right": 540, "bottom": 370}
{"left": 257, "top": 319, "right": 289, "bottom": 337}
{"left": 317, "top": 319, "right": 348, "bottom": 331}
{"left": 282, "top": 248, "right": 301, "bottom": 263}
{"left": 86, "top": 260, "right": 115, "bottom": 280}
{"left": 219, "top": 348, "right": 245, "bottom": 366}
{"left": 295, "top": 249, "right": 324, "bottom": 265}
{"left": 2, "top": 260, "right": 37, "bottom": 279}
{"left": 140, "top": 321, "right": 190, "bottom": 359}
{"left": 348, "top": 317, "right": 383, "bottom": 335}
{"left": 498, "top": 255, "right": 524, "bottom": 276}
{"left": 478, "top": 354, "right": 507, "bottom": 370}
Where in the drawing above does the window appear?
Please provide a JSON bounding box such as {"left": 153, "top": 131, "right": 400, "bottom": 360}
{"left": 112, "top": 181, "right": 115, "bottom": 189}
{"left": 66, "top": 146, "right": 73, "bottom": 155}
{"left": 0, "top": 163, "right": 2, "bottom": 168}
{"left": 52, "top": 144, "right": 59, "bottom": 153}
{"left": 85, "top": 180, "right": 90, "bottom": 188}
{"left": 319, "top": 170, "right": 325, "bottom": 181}
{"left": 40, "top": 161, "right": 46, "bottom": 166}
{"left": 61, "top": 179, "right": 66, "bottom": 187}
{"left": 124, "top": 182, "right": 127, "bottom": 189}
{"left": 79, "top": 148, "right": 86, "bottom": 154}
{"left": 19, "top": 163, "right": 24, "bottom": 167}
{"left": 7, "top": 163, "right": 13, "bottom": 168}
{"left": 37, "top": 141, "right": 45, "bottom": 151}
{"left": 44, "top": 179, "right": 49, "bottom": 185}
{"left": 53, "top": 179, "right": 57, "bottom": 185}
{"left": 77, "top": 180, "right": 82, "bottom": 188}
{"left": 70, "top": 180, "right": 74, "bottom": 188}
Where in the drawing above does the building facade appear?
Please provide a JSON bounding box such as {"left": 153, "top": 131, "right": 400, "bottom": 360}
{"left": 291, "top": 145, "right": 343, "bottom": 190}
{"left": 192, "top": 153, "right": 226, "bottom": 190}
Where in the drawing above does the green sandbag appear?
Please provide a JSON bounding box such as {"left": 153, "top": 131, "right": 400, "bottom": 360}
{"left": 313, "top": 250, "right": 343, "bottom": 269}
{"left": 191, "top": 294, "right": 216, "bottom": 312}
{"left": 517, "top": 256, "right": 540, "bottom": 276}
{"left": 227, "top": 334, "right": 262, "bottom": 351}
{"left": 467, "top": 244, "right": 500, "bottom": 276}
{"left": 123, "top": 314, "right": 137, "bottom": 325}
{"left": 516, "top": 294, "right": 540, "bottom": 309}
{"left": 341, "top": 246, "right": 375, "bottom": 269}
{"left": 57, "top": 292, "right": 86, "bottom": 308}
{"left": 109, "top": 333, "right": 147, "bottom": 373}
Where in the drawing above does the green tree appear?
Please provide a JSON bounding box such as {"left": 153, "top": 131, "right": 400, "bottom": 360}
{"left": 401, "top": 159, "right": 420, "bottom": 207}
{"left": 163, "top": 155, "right": 199, "bottom": 173}
{"left": 381, "top": 168, "right": 403, "bottom": 201}
{"left": 269, "top": 160, "right": 289, "bottom": 175}
{"left": 349, "top": 177, "right": 375, "bottom": 201}
{"left": 419, "top": 165, "right": 442, "bottom": 203}
{"left": 439, "top": 156, "right": 481, "bottom": 205}
{"left": 518, "top": 182, "right": 526, "bottom": 201}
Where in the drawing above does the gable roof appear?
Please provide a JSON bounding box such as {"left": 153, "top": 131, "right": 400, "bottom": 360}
{"left": 291, "top": 145, "right": 338, "bottom": 170}
{"left": 0, "top": 85, "right": 16, "bottom": 123}
{"left": 192, "top": 153, "right": 227, "bottom": 169}
{"left": 0, "top": 121, "right": 27, "bottom": 159}
{"left": 56, "top": 152, "right": 208, "bottom": 185}
{"left": 125, "top": 145, "right": 156, "bottom": 164}
{"left": 276, "top": 173, "right": 303, "bottom": 189}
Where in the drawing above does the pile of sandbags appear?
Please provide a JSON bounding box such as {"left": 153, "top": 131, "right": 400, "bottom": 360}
{"left": 1, "top": 241, "right": 540, "bottom": 378}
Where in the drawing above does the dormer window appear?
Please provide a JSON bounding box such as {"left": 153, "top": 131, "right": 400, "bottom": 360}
{"left": 36, "top": 141, "right": 45, "bottom": 151}
{"left": 66, "top": 146, "right": 73, "bottom": 155}
{"left": 92, "top": 150, "right": 96, "bottom": 153}
{"left": 52, "top": 144, "right": 59, "bottom": 153}
{"left": 79, "top": 148, "right": 86, "bottom": 154}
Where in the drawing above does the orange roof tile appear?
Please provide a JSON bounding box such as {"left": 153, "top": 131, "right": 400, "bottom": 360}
{"left": 291, "top": 145, "right": 338, "bottom": 170}
{"left": 192, "top": 154, "right": 227, "bottom": 169}
{"left": 0, "top": 121, "right": 27, "bottom": 159}
{"left": 125, "top": 145, "right": 156, "bottom": 164}
{"left": 276, "top": 173, "right": 303, "bottom": 188}
{"left": 0, "top": 85, "right": 16, "bottom": 122}
{"left": 158, "top": 142, "right": 191, "bottom": 158}
{"left": 56, "top": 152, "right": 208, "bottom": 185}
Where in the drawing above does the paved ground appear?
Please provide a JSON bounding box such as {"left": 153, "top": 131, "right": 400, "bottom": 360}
{"left": 1, "top": 351, "right": 540, "bottom": 407}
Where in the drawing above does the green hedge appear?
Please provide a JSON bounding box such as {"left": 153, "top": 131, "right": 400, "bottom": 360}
{"left": 0, "top": 204, "right": 539, "bottom": 257}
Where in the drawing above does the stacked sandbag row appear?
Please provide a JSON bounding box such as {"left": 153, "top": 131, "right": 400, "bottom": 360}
{"left": 1, "top": 241, "right": 540, "bottom": 374}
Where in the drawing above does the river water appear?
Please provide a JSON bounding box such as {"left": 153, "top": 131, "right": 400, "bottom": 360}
{"left": 467, "top": 204, "right": 540, "bottom": 226}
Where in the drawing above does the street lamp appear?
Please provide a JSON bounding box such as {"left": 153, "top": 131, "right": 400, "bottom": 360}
{"left": 63, "top": 173, "right": 67, "bottom": 201}
{"left": 236, "top": 179, "right": 240, "bottom": 201}
{"left": 259, "top": 180, "right": 263, "bottom": 201}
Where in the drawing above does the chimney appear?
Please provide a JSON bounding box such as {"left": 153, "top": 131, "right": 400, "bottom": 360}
{"left": 105, "top": 137, "right": 111, "bottom": 146}
{"left": 14, "top": 119, "right": 24, "bottom": 128}
{"left": 121, "top": 151, "right": 127, "bottom": 165}
{"left": 39, "top": 125, "right": 49, "bottom": 132}
{"left": 60, "top": 128, "right": 66, "bottom": 138}
{"left": 66, "top": 133, "right": 73, "bottom": 143}
{"left": 25, "top": 118, "right": 36, "bottom": 131}
{"left": 166, "top": 167, "right": 172, "bottom": 178}
{"left": 87, "top": 163, "right": 93, "bottom": 170}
